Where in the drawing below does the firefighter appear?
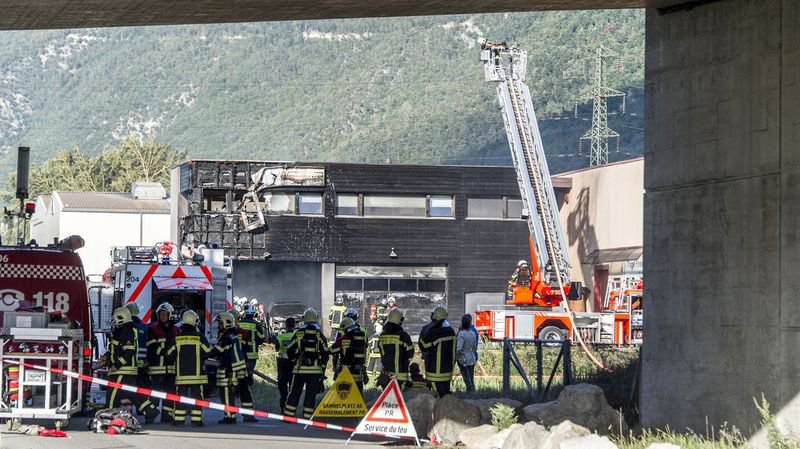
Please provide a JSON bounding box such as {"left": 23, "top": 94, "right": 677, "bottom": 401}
{"left": 166, "top": 310, "right": 211, "bottom": 427}
{"left": 418, "top": 306, "right": 457, "bottom": 397}
{"left": 377, "top": 308, "right": 413, "bottom": 388}
{"left": 409, "top": 362, "right": 432, "bottom": 391}
{"left": 107, "top": 307, "right": 159, "bottom": 423}
{"left": 285, "top": 308, "right": 329, "bottom": 419}
{"left": 328, "top": 297, "right": 347, "bottom": 339}
{"left": 506, "top": 260, "right": 532, "bottom": 301}
{"left": 237, "top": 303, "right": 265, "bottom": 422}
{"left": 329, "top": 317, "right": 367, "bottom": 391}
{"left": 344, "top": 308, "right": 368, "bottom": 335}
{"left": 272, "top": 317, "right": 296, "bottom": 413}
{"left": 147, "top": 302, "right": 179, "bottom": 423}
{"left": 125, "top": 302, "right": 149, "bottom": 390}
{"left": 211, "top": 312, "right": 248, "bottom": 424}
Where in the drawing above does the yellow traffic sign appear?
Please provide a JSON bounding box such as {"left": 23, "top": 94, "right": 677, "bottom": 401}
{"left": 312, "top": 367, "right": 368, "bottom": 418}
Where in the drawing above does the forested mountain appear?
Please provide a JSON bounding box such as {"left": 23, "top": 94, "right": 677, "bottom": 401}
{"left": 0, "top": 9, "right": 643, "bottom": 180}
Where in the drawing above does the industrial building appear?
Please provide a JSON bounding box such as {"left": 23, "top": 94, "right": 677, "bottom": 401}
{"left": 170, "top": 158, "right": 643, "bottom": 335}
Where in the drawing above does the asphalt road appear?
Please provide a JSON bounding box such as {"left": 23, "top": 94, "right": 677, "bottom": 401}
{"left": 0, "top": 409, "right": 390, "bottom": 449}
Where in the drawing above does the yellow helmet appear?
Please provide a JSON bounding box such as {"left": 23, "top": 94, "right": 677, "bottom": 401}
{"left": 113, "top": 307, "right": 132, "bottom": 325}
{"left": 182, "top": 309, "right": 200, "bottom": 327}
{"left": 432, "top": 305, "right": 448, "bottom": 321}
{"left": 125, "top": 302, "right": 140, "bottom": 316}
{"left": 303, "top": 308, "right": 319, "bottom": 323}
{"left": 387, "top": 308, "right": 404, "bottom": 325}
{"left": 339, "top": 317, "right": 355, "bottom": 330}
{"left": 215, "top": 312, "right": 236, "bottom": 330}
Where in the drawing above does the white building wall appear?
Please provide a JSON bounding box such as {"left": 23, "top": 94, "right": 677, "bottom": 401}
{"left": 30, "top": 198, "right": 59, "bottom": 246}
{"left": 59, "top": 211, "right": 169, "bottom": 275}
{"left": 141, "top": 214, "right": 172, "bottom": 247}
{"left": 558, "top": 158, "right": 644, "bottom": 310}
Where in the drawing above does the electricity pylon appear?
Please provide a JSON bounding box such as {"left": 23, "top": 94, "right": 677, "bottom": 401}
{"left": 580, "top": 45, "right": 625, "bottom": 167}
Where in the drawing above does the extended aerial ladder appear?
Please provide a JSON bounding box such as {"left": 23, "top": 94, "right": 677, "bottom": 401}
{"left": 480, "top": 41, "right": 573, "bottom": 308}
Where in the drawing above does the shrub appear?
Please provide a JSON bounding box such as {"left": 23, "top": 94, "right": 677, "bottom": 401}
{"left": 490, "top": 402, "right": 518, "bottom": 431}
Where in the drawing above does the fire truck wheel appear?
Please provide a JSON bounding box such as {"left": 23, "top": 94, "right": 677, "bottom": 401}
{"left": 538, "top": 325, "right": 566, "bottom": 343}
{"left": 55, "top": 419, "right": 69, "bottom": 430}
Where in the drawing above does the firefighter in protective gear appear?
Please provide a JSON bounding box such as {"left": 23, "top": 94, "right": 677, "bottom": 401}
{"left": 165, "top": 310, "right": 211, "bottom": 427}
{"left": 147, "top": 302, "right": 179, "bottom": 423}
{"left": 345, "top": 308, "right": 368, "bottom": 335}
{"left": 506, "top": 260, "right": 532, "bottom": 301}
{"left": 418, "top": 306, "right": 456, "bottom": 397}
{"left": 237, "top": 303, "right": 265, "bottom": 422}
{"left": 211, "top": 312, "right": 248, "bottom": 424}
{"left": 107, "top": 307, "right": 159, "bottom": 423}
{"left": 285, "top": 308, "right": 329, "bottom": 419}
{"left": 328, "top": 297, "right": 347, "bottom": 339}
{"left": 329, "top": 317, "right": 368, "bottom": 391}
{"left": 378, "top": 308, "right": 413, "bottom": 387}
{"left": 272, "top": 317, "right": 296, "bottom": 412}
{"left": 125, "top": 302, "right": 149, "bottom": 388}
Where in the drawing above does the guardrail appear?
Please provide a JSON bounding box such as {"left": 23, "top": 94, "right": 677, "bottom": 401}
{"left": 501, "top": 337, "right": 572, "bottom": 401}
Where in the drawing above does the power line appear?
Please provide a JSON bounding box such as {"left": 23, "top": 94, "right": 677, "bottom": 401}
{"left": 578, "top": 45, "right": 625, "bottom": 167}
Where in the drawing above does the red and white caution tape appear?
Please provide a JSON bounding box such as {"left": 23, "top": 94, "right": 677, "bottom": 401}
{"left": 3, "top": 360, "right": 415, "bottom": 441}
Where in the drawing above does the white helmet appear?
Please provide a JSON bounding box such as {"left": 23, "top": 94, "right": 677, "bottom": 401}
{"left": 517, "top": 260, "right": 528, "bottom": 267}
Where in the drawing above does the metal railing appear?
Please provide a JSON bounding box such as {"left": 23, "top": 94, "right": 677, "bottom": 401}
{"left": 502, "top": 337, "right": 572, "bottom": 402}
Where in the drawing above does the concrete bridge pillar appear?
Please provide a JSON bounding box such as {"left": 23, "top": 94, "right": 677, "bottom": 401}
{"left": 643, "top": 0, "right": 800, "bottom": 435}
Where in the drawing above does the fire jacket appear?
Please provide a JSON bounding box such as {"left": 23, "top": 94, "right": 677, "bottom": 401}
{"left": 286, "top": 323, "right": 329, "bottom": 375}
{"left": 147, "top": 320, "right": 179, "bottom": 375}
{"left": 418, "top": 320, "right": 457, "bottom": 382}
{"left": 378, "top": 322, "right": 414, "bottom": 381}
{"left": 108, "top": 322, "right": 139, "bottom": 376}
{"left": 166, "top": 324, "right": 212, "bottom": 385}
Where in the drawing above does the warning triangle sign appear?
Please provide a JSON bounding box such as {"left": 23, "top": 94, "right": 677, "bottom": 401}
{"left": 311, "top": 367, "right": 367, "bottom": 418}
{"left": 348, "top": 378, "right": 419, "bottom": 445}
{"left": 171, "top": 266, "right": 186, "bottom": 278}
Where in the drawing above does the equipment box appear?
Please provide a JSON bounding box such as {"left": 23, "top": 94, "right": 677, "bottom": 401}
{"left": 2, "top": 312, "right": 48, "bottom": 329}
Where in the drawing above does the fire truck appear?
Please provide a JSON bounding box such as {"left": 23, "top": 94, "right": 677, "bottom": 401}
{"left": 473, "top": 42, "right": 643, "bottom": 345}
{"left": 99, "top": 243, "right": 232, "bottom": 342}
{"left": 0, "top": 237, "right": 93, "bottom": 430}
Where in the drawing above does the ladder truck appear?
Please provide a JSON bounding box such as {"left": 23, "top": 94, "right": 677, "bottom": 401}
{"left": 473, "top": 42, "right": 639, "bottom": 345}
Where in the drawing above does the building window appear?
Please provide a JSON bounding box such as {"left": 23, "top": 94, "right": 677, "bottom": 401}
{"left": 364, "top": 195, "right": 426, "bottom": 218}
{"left": 336, "top": 194, "right": 359, "bottom": 216}
{"left": 467, "top": 197, "right": 503, "bottom": 219}
{"left": 389, "top": 278, "right": 417, "bottom": 292}
{"left": 263, "top": 192, "right": 295, "bottom": 215}
{"left": 298, "top": 193, "right": 323, "bottom": 215}
{"left": 363, "top": 278, "right": 389, "bottom": 290}
{"left": 335, "top": 277, "right": 362, "bottom": 291}
{"left": 429, "top": 195, "right": 454, "bottom": 218}
{"left": 507, "top": 198, "right": 524, "bottom": 220}
{"left": 419, "top": 279, "right": 447, "bottom": 292}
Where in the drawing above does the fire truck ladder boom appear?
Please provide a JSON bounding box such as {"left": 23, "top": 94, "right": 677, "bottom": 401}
{"left": 481, "top": 43, "right": 570, "bottom": 287}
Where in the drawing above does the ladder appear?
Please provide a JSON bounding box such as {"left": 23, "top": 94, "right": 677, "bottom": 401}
{"left": 480, "top": 42, "right": 570, "bottom": 287}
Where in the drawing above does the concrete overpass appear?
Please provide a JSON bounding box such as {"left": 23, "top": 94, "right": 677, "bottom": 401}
{"left": 2, "top": 0, "right": 798, "bottom": 439}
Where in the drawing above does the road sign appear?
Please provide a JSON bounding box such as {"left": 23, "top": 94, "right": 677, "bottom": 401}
{"left": 312, "top": 367, "right": 367, "bottom": 418}
{"left": 348, "top": 378, "right": 419, "bottom": 446}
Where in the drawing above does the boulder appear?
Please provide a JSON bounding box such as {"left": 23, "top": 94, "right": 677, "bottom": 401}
{"left": 430, "top": 394, "right": 483, "bottom": 445}
{"left": 523, "top": 384, "right": 627, "bottom": 435}
{"left": 405, "top": 389, "right": 436, "bottom": 438}
{"left": 459, "top": 424, "right": 499, "bottom": 449}
{"left": 560, "top": 434, "right": 619, "bottom": 449}
{"left": 464, "top": 398, "right": 524, "bottom": 425}
{"left": 644, "top": 444, "right": 681, "bottom": 449}
{"left": 539, "top": 420, "right": 591, "bottom": 449}
{"left": 502, "top": 421, "right": 549, "bottom": 449}
{"left": 460, "top": 424, "right": 523, "bottom": 449}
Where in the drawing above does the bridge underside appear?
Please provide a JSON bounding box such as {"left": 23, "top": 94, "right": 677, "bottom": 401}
{"left": 2, "top": 0, "right": 680, "bottom": 30}
{"left": 3, "top": 0, "right": 799, "bottom": 442}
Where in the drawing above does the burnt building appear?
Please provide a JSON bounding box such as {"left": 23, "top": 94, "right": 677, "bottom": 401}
{"left": 170, "top": 160, "right": 571, "bottom": 335}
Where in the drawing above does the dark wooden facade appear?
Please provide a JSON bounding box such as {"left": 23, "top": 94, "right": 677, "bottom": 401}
{"left": 174, "top": 160, "right": 571, "bottom": 317}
